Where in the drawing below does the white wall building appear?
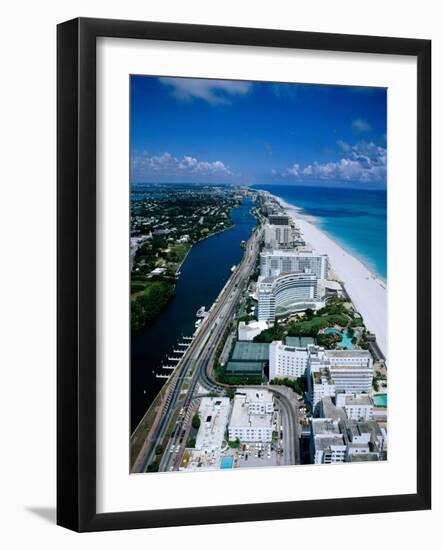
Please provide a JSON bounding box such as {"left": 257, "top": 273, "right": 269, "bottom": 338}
{"left": 269, "top": 340, "right": 321, "bottom": 380}
{"left": 194, "top": 397, "right": 231, "bottom": 453}
{"left": 260, "top": 249, "right": 329, "bottom": 280}
{"left": 257, "top": 272, "right": 322, "bottom": 322}
{"left": 238, "top": 320, "right": 268, "bottom": 341}
{"left": 310, "top": 418, "right": 347, "bottom": 464}
{"left": 228, "top": 390, "right": 274, "bottom": 443}
{"left": 326, "top": 350, "right": 374, "bottom": 394}
{"left": 336, "top": 393, "right": 374, "bottom": 421}
{"left": 263, "top": 222, "right": 296, "bottom": 249}
{"left": 307, "top": 350, "right": 373, "bottom": 408}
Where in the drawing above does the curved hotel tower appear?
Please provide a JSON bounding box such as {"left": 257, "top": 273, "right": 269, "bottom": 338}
{"left": 257, "top": 272, "right": 321, "bottom": 321}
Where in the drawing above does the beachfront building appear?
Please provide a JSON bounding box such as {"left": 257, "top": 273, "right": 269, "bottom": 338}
{"left": 260, "top": 249, "right": 329, "bottom": 280}
{"left": 238, "top": 320, "right": 269, "bottom": 341}
{"left": 307, "top": 349, "right": 373, "bottom": 408}
{"left": 269, "top": 340, "right": 321, "bottom": 380}
{"left": 268, "top": 214, "right": 291, "bottom": 226}
{"left": 228, "top": 390, "right": 274, "bottom": 443}
{"left": 335, "top": 393, "right": 374, "bottom": 421}
{"left": 263, "top": 222, "right": 297, "bottom": 249}
{"left": 326, "top": 351, "right": 374, "bottom": 394}
{"left": 310, "top": 418, "right": 347, "bottom": 464}
{"left": 257, "top": 272, "right": 323, "bottom": 322}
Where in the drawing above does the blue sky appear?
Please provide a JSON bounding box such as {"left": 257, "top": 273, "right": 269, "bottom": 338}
{"left": 130, "top": 76, "right": 387, "bottom": 189}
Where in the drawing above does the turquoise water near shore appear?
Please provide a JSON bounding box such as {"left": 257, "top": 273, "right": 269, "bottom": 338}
{"left": 252, "top": 184, "right": 387, "bottom": 280}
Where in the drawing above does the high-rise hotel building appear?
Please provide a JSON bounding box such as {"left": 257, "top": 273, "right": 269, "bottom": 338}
{"left": 257, "top": 272, "right": 320, "bottom": 322}
{"left": 260, "top": 249, "right": 329, "bottom": 280}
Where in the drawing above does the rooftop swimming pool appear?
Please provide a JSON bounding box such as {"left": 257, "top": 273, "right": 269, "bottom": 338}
{"left": 220, "top": 456, "right": 233, "bottom": 469}
{"left": 323, "top": 328, "right": 356, "bottom": 349}
{"left": 373, "top": 393, "right": 387, "bottom": 407}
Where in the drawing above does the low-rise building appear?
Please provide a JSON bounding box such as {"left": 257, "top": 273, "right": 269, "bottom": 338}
{"left": 228, "top": 390, "right": 274, "bottom": 443}
{"left": 336, "top": 393, "right": 374, "bottom": 421}
{"left": 195, "top": 397, "right": 231, "bottom": 453}
{"left": 238, "top": 320, "right": 268, "bottom": 341}
{"left": 181, "top": 397, "right": 231, "bottom": 472}
{"left": 310, "top": 418, "right": 347, "bottom": 464}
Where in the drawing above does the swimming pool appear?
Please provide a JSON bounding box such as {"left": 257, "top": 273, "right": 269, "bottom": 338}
{"left": 220, "top": 456, "right": 233, "bottom": 469}
{"left": 323, "top": 328, "right": 356, "bottom": 349}
{"left": 373, "top": 393, "right": 387, "bottom": 407}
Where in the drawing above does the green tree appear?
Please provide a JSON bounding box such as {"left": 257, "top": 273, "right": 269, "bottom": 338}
{"left": 225, "top": 387, "right": 236, "bottom": 399}
{"left": 155, "top": 444, "right": 163, "bottom": 456}
{"left": 192, "top": 414, "right": 201, "bottom": 430}
{"left": 147, "top": 461, "right": 159, "bottom": 472}
{"left": 305, "top": 308, "right": 314, "bottom": 320}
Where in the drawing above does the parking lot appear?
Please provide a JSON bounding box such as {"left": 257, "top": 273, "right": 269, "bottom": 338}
{"left": 235, "top": 442, "right": 283, "bottom": 469}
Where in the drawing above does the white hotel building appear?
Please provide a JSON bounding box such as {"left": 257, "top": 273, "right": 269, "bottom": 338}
{"left": 260, "top": 249, "right": 329, "bottom": 280}
{"left": 335, "top": 393, "right": 374, "bottom": 421}
{"left": 257, "top": 272, "right": 321, "bottom": 322}
{"left": 228, "top": 390, "right": 274, "bottom": 443}
{"left": 263, "top": 222, "right": 297, "bottom": 249}
{"left": 308, "top": 349, "right": 374, "bottom": 408}
{"left": 269, "top": 340, "right": 318, "bottom": 380}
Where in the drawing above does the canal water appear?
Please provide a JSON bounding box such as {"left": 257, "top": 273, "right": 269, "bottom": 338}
{"left": 131, "top": 199, "right": 256, "bottom": 432}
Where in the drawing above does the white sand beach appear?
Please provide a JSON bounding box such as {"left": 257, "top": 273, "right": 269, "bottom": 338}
{"left": 272, "top": 195, "right": 387, "bottom": 358}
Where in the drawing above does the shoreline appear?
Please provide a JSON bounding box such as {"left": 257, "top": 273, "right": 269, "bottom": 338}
{"left": 267, "top": 192, "right": 387, "bottom": 357}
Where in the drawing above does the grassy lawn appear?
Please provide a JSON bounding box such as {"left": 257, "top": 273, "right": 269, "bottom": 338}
{"left": 166, "top": 243, "right": 191, "bottom": 269}
{"left": 288, "top": 313, "right": 349, "bottom": 335}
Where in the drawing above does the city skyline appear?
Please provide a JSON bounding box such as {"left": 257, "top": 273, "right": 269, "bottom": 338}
{"left": 131, "top": 76, "right": 387, "bottom": 189}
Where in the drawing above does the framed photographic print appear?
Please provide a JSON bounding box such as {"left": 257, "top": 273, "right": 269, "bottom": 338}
{"left": 57, "top": 17, "right": 431, "bottom": 532}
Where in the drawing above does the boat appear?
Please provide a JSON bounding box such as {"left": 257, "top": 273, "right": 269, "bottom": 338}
{"left": 230, "top": 265, "right": 236, "bottom": 272}
{"left": 196, "top": 306, "right": 207, "bottom": 318}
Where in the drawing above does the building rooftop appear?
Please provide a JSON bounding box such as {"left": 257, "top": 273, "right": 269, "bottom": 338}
{"left": 314, "top": 435, "right": 346, "bottom": 451}
{"left": 229, "top": 399, "right": 273, "bottom": 429}
{"left": 231, "top": 341, "right": 270, "bottom": 362}
{"left": 225, "top": 361, "right": 264, "bottom": 375}
{"left": 195, "top": 397, "right": 230, "bottom": 453}
{"left": 260, "top": 249, "right": 327, "bottom": 258}
{"left": 238, "top": 320, "right": 268, "bottom": 337}
{"left": 348, "top": 454, "right": 380, "bottom": 462}
{"left": 325, "top": 350, "right": 372, "bottom": 359}
{"left": 343, "top": 394, "right": 373, "bottom": 406}
{"left": 321, "top": 396, "right": 347, "bottom": 421}
{"left": 311, "top": 418, "right": 341, "bottom": 436}
{"left": 285, "top": 336, "right": 316, "bottom": 348}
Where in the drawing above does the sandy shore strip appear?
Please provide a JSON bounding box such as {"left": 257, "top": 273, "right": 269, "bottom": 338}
{"left": 269, "top": 194, "right": 387, "bottom": 357}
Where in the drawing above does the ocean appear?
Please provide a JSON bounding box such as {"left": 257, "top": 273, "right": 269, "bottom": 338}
{"left": 252, "top": 184, "right": 387, "bottom": 280}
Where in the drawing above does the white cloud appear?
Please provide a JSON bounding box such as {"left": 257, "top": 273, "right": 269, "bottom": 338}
{"left": 159, "top": 77, "right": 252, "bottom": 105}
{"left": 281, "top": 141, "right": 386, "bottom": 183}
{"left": 285, "top": 163, "right": 301, "bottom": 177}
{"left": 132, "top": 151, "right": 233, "bottom": 179}
{"left": 352, "top": 118, "right": 371, "bottom": 133}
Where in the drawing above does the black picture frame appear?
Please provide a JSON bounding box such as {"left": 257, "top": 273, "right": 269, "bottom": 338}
{"left": 57, "top": 17, "right": 431, "bottom": 532}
